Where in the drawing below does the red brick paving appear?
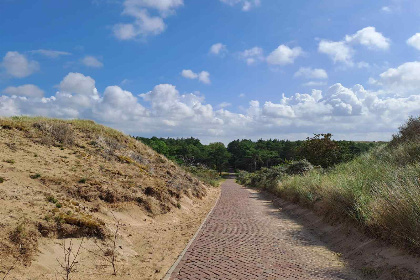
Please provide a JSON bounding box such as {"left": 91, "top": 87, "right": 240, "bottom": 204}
{"left": 169, "top": 179, "right": 360, "bottom": 280}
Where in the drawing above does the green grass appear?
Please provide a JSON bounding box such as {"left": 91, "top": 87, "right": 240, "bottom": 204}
{"left": 238, "top": 141, "right": 420, "bottom": 254}
{"left": 184, "top": 165, "right": 222, "bottom": 187}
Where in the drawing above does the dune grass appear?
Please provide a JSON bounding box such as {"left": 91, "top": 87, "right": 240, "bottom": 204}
{"left": 238, "top": 117, "right": 420, "bottom": 254}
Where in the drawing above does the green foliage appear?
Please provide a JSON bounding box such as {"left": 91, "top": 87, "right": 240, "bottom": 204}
{"left": 138, "top": 136, "right": 376, "bottom": 173}
{"left": 47, "top": 195, "right": 58, "bottom": 204}
{"left": 78, "top": 178, "right": 87, "bottom": 184}
{"left": 298, "top": 133, "right": 342, "bottom": 168}
{"left": 185, "top": 165, "right": 221, "bottom": 187}
{"left": 286, "top": 159, "right": 314, "bottom": 175}
{"left": 0, "top": 176, "right": 4, "bottom": 183}
{"left": 207, "top": 142, "right": 230, "bottom": 174}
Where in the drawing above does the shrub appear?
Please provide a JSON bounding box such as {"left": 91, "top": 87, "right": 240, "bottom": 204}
{"left": 286, "top": 160, "right": 314, "bottom": 175}
{"left": 390, "top": 116, "right": 420, "bottom": 146}
{"left": 0, "top": 177, "right": 4, "bottom": 183}
{"left": 33, "top": 121, "right": 75, "bottom": 147}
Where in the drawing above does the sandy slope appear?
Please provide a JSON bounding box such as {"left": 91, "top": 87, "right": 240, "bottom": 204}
{"left": 0, "top": 117, "right": 219, "bottom": 280}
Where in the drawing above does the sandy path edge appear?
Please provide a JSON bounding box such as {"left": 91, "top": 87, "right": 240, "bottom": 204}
{"left": 163, "top": 188, "right": 222, "bottom": 279}
{"left": 257, "top": 187, "right": 420, "bottom": 280}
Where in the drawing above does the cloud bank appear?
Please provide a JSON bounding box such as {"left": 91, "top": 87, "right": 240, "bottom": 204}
{"left": 1, "top": 70, "right": 418, "bottom": 143}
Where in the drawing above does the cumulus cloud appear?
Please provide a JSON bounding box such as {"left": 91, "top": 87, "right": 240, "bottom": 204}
{"left": 82, "top": 56, "right": 104, "bottom": 68}
{"left": 294, "top": 67, "right": 328, "bottom": 79}
{"left": 1, "top": 72, "right": 418, "bottom": 142}
{"left": 30, "top": 49, "right": 71, "bottom": 58}
{"left": 181, "top": 69, "right": 211, "bottom": 84}
{"left": 239, "top": 47, "right": 264, "bottom": 65}
{"left": 376, "top": 61, "right": 420, "bottom": 95}
{"left": 345, "top": 27, "right": 390, "bottom": 50}
{"left": 407, "top": 33, "right": 420, "bottom": 51}
{"left": 266, "top": 45, "right": 303, "bottom": 66}
{"left": 318, "top": 40, "right": 354, "bottom": 65}
{"left": 219, "top": 0, "right": 261, "bottom": 11}
{"left": 2, "top": 84, "right": 44, "bottom": 98}
{"left": 1, "top": 51, "right": 40, "bottom": 78}
{"left": 319, "top": 27, "right": 390, "bottom": 66}
{"left": 210, "top": 43, "right": 227, "bottom": 56}
{"left": 113, "top": 0, "right": 183, "bottom": 40}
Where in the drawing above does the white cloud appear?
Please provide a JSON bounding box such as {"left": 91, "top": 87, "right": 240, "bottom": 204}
{"left": 2, "top": 84, "right": 44, "bottom": 98}
{"left": 266, "top": 45, "right": 303, "bottom": 66}
{"left": 181, "top": 69, "right": 211, "bottom": 84}
{"left": 210, "top": 43, "right": 227, "bottom": 56}
{"left": 181, "top": 69, "right": 198, "bottom": 79}
{"left": 219, "top": 0, "right": 261, "bottom": 11}
{"left": 263, "top": 102, "right": 295, "bottom": 118}
{"left": 377, "top": 61, "right": 420, "bottom": 95}
{"left": 345, "top": 27, "right": 390, "bottom": 50}
{"left": 82, "top": 56, "right": 104, "bottom": 68}
{"left": 318, "top": 40, "right": 354, "bottom": 65}
{"left": 407, "top": 33, "right": 420, "bottom": 51}
{"left": 1, "top": 72, "right": 419, "bottom": 143}
{"left": 301, "top": 81, "right": 327, "bottom": 87}
{"left": 30, "top": 49, "right": 71, "bottom": 58}
{"left": 1, "top": 51, "right": 40, "bottom": 78}
{"left": 217, "top": 102, "right": 231, "bottom": 109}
{"left": 381, "top": 6, "right": 391, "bottom": 13}
{"left": 294, "top": 67, "right": 328, "bottom": 79}
{"left": 198, "top": 71, "right": 211, "bottom": 84}
{"left": 319, "top": 27, "right": 390, "bottom": 65}
{"left": 239, "top": 47, "right": 264, "bottom": 65}
{"left": 113, "top": 0, "right": 183, "bottom": 40}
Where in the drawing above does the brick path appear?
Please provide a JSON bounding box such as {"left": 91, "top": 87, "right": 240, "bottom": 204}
{"left": 168, "top": 179, "right": 360, "bottom": 280}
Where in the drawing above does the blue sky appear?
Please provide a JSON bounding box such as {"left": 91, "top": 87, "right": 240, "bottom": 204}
{"left": 1, "top": 0, "right": 419, "bottom": 143}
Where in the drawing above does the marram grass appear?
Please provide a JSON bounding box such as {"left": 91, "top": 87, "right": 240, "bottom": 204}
{"left": 239, "top": 142, "right": 420, "bottom": 254}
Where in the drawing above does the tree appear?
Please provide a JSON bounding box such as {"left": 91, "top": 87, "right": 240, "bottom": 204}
{"left": 298, "top": 133, "right": 341, "bottom": 168}
{"left": 208, "top": 142, "right": 230, "bottom": 175}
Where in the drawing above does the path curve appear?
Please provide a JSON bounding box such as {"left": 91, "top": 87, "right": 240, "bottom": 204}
{"left": 168, "top": 179, "right": 361, "bottom": 280}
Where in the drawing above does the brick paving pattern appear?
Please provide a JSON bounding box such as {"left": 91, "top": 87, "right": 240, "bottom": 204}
{"left": 169, "top": 179, "right": 360, "bottom": 280}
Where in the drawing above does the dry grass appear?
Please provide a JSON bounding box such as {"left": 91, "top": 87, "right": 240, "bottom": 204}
{"left": 0, "top": 116, "right": 210, "bottom": 272}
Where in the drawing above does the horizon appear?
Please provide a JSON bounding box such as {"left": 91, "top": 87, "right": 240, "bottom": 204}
{"left": 1, "top": 0, "right": 419, "bottom": 143}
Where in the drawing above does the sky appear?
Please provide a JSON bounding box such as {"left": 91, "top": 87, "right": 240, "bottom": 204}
{"left": 0, "top": 0, "right": 420, "bottom": 143}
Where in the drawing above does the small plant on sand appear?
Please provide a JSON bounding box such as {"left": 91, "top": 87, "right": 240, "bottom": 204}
{"left": 1, "top": 258, "right": 18, "bottom": 280}
{"left": 3, "top": 159, "right": 15, "bottom": 164}
{"left": 86, "top": 213, "right": 121, "bottom": 275}
{"left": 78, "top": 178, "right": 87, "bottom": 184}
{"left": 30, "top": 173, "right": 41, "bottom": 179}
{"left": 56, "top": 239, "right": 84, "bottom": 280}
{"left": 0, "top": 177, "right": 5, "bottom": 183}
{"left": 47, "top": 195, "right": 58, "bottom": 204}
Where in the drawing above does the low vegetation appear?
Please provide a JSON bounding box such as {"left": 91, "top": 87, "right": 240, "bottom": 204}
{"left": 237, "top": 117, "right": 420, "bottom": 255}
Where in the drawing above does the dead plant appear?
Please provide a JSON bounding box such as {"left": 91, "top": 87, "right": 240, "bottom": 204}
{"left": 56, "top": 239, "right": 84, "bottom": 280}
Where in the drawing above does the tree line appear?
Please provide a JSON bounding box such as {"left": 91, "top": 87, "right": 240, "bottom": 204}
{"left": 135, "top": 135, "right": 380, "bottom": 173}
